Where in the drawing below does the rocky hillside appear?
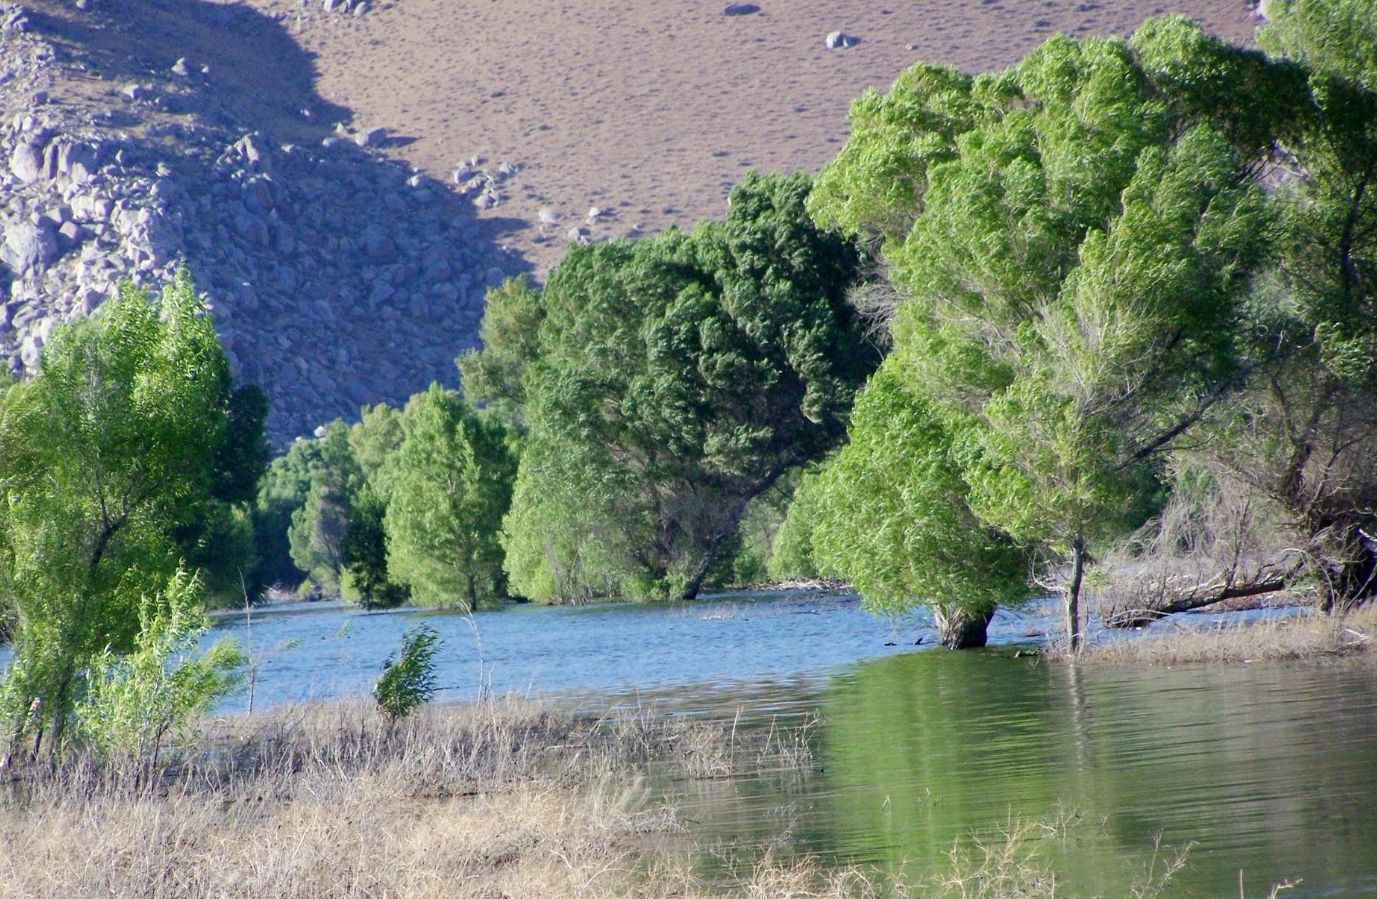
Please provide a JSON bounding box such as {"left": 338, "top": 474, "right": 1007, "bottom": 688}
{"left": 0, "top": 0, "right": 1256, "bottom": 441}
{"left": 0, "top": 0, "right": 524, "bottom": 442}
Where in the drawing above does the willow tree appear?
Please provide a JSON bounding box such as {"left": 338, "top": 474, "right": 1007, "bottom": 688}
{"left": 809, "top": 21, "right": 1284, "bottom": 649}
{"left": 0, "top": 273, "right": 261, "bottom": 756}
{"left": 1206, "top": 0, "right": 1377, "bottom": 612}
{"left": 810, "top": 363, "right": 1031, "bottom": 647}
{"left": 499, "top": 172, "right": 873, "bottom": 601}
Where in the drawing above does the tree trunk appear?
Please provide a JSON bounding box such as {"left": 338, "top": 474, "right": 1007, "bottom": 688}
{"left": 1066, "top": 539, "right": 1086, "bottom": 654}
{"left": 465, "top": 573, "right": 477, "bottom": 614}
{"left": 678, "top": 558, "right": 714, "bottom": 601}
{"left": 933, "top": 605, "right": 995, "bottom": 649}
{"left": 1319, "top": 525, "right": 1377, "bottom": 614}
{"left": 1104, "top": 575, "right": 1293, "bottom": 628}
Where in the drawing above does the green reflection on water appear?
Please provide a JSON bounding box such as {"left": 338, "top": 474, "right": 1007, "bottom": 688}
{"left": 691, "top": 649, "right": 1377, "bottom": 896}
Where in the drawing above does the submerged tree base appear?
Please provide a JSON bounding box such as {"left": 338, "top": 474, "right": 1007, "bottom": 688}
{"left": 935, "top": 606, "right": 995, "bottom": 649}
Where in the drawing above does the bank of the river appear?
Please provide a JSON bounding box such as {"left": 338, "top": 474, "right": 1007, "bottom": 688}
{"left": 1080, "top": 603, "right": 1377, "bottom": 665}
{"left": 4, "top": 590, "right": 1374, "bottom": 895}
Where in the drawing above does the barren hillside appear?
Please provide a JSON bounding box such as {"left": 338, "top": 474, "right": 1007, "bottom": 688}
{"left": 257, "top": 0, "right": 1259, "bottom": 270}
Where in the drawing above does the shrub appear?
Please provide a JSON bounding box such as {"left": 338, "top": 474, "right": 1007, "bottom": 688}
{"left": 77, "top": 568, "right": 245, "bottom": 765}
{"left": 373, "top": 626, "right": 441, "bottom": 722}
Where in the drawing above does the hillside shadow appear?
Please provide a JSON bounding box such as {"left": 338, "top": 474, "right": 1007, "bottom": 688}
{"left": 21, "top": 0, "right": 531, "bottom": 441}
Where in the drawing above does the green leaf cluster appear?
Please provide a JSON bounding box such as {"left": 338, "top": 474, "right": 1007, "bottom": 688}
{"left": 0, "top": 272, "right": 263, "bottom": 753}
{"left": 76, "top": 568, "right": 244, "bottom": 764}
{"left": 805, "top": 21, "right": 1287, "bottom": 645}
{"left": 373, "top": 625, "right": 440, "bottom": 722}
{"left": 385, "top": 386, "right": 516, "bottom": 611}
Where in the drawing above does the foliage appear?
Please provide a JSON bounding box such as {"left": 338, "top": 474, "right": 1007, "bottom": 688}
{"left": 767, "top": 468, "right": 826, "bottom": 582}
{"left": 1260, "top": 0, "right": 1377, "bottom": 91}
{"left": 286, "top": 421, "right": 362, "bottom": 595}
{"left": 341, "top": 484, "right": 409, "bottom": 610}
{"left": 457, "top": 275, "right": 545, "bottom": 433}
{"left": 385, "top": 385, "right": 516, "bottom": 611}
{"left": 808, "top": 22, "right": 1281, "bottom": 646}
{"left": 1191, "top": 0, "right": 1377, "bottom": 611}
{"left": 0, "top": 272, "right": 259, "bottom": 754}
{"left": 252, "top": 440, "right": 318, "bottom": 589}
{"left": 76, "top": 568, "right": 243, "bottom": 763}
{"left": 810, "top": 364, "right": 1031, "bottom": 634}
{"left": 503, "top": 172, "right": 874, "bottom": 601}
{"left": 256, "top": 402, "right": 412, "bottom": 604}
{"left": 179, "top": 503, "right": 260, "bottom": 609}
{"left": 373, "top": 625, "right": 440, "bottom": 722}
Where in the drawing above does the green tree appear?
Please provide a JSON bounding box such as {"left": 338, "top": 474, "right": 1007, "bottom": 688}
{"left": 373, "top": 625, "right": 440, "bottom": 723}
{"left": 766, "top": 468, "right": 825, "bottom": 582}
{"left": 1192, "top": 1, "right": 1377, "bottom": 613}
{"left": 810, "top": 364, "right": 1030, "bottom": 647}
{"left": 504, "top": 172, "right": 874, "bottom": 601}
{"left": 251, "top": 440, "right": 317, "bottom": 589}
{"left": 811, "top": 23, "right": 1281, "bottom": 648}
{"left": 340, "top": 484, "right": 409, "bottom": 609}
{"left": 286, "top": 421, "right": 362, "bottom": 595}
{"left": 0, "top": 272, "right": 258, "bottom": 757}
{"left": 457, "top": 275, "right": 545, "bottom": 433}
{"left": 385, "top": 385, "right": 516, "bottom": 611}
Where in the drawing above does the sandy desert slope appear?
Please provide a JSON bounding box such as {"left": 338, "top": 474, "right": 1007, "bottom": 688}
{"left": 257, "top": 0, "right": 1259, "bottom": 271}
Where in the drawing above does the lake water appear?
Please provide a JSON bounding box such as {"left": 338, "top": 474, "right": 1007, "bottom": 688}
{"left": 6, "top": 590, "right": 1377, "bottom": 894}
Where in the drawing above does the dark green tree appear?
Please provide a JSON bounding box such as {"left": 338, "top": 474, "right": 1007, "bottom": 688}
{"left": 341, "top": 484, "right": 409, "bottom": 610}
{"left": 504, "top": 172, "right": 874, "bottom": 601}
{"left": 286, "top": 421, "right": 362, "bottom": 595}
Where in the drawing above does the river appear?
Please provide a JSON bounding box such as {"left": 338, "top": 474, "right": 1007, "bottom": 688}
{"left": 7, "top": 590, "right": 1377, "bottom": 894}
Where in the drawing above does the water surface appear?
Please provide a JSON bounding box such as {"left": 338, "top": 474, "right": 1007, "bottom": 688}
{"left": 4, "top": 590, "right": 1374, "bottom": 895}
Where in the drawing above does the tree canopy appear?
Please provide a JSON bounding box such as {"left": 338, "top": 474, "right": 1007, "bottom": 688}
{"left": 806, "top": 21, "right": 1286, "bottom": 647}
{"left": 489, "top": 171, "right": 875, "bottom": 601}
{"left": 0, "top": 273, "right": 261, "bottom": 753}
{"left": 385, "top": 385, "right": 515, "bottom": 611}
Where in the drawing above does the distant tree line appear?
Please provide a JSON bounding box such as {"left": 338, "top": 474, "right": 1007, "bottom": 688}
{"left": 269, "top": 172, "right": 877, "bottom": 609}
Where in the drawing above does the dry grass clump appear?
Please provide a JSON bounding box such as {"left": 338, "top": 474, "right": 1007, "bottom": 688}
{"left": 1083, "top": 605, "right": 1377, "bottom": 666}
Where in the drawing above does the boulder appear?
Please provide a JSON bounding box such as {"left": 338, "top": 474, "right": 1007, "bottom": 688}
{"left": 825, "top": 31, "right": 858, "bottom": 49}
{"left": 723, "top": 3, "right": 760, "bottom": 14}
{"left": 1, "top": 221, "right": 59, "bottom": 272}
{"left": 355, "top": 127, "right": 385, "bottom": 148}
{"left": 8, "top": 141, "right": 42, "bottom": 183}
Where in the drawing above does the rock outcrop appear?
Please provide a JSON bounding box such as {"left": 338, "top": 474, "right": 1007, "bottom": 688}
{"left": 0, "top": 0, "right": 525, "bottom": 442}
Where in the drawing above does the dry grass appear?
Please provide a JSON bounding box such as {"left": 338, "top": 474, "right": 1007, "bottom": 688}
{"left": 1082, "top": 605, "right": 1377, "bottom": 666}
{"left": 0, "top": 697, "right": 849, "bottom": 899}
{"left": 0, "top": 697, "right": 1195, "bottom": 898}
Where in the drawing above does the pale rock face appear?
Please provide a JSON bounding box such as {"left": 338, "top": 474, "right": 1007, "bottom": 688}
{"left": 8, "top": 140, "right": 41, "bottom": 183}
{"left": 1, "top": 220, "right": 58, "bottom": 272}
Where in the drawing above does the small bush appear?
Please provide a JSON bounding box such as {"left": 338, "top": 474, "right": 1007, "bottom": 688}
{"left": 77, "top": 568, "right": 244, "bottom": 765}
{"left": 373, "top": 625, "right": 441, "bottom": 721}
